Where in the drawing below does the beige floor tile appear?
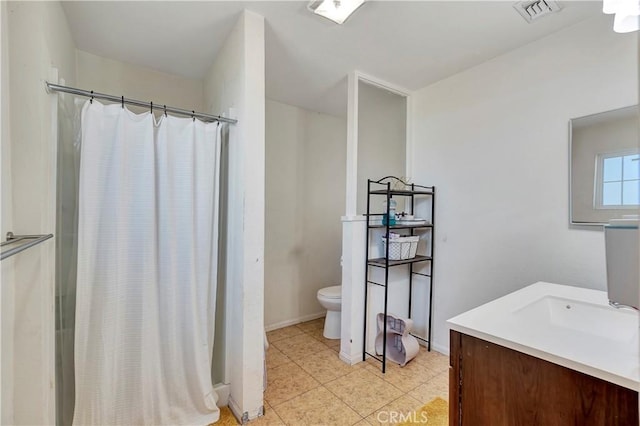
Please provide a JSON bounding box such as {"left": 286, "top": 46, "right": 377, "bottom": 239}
{"left": 379, "top": 368, "right": 431, "bottom": 394}
{"left": 267, "top": 325, "right": 304, "bottom": 343}
{"left": 407, "top": 373, "right": 449, "bottom": 405}
{"left": 248, "top": 403, "right": 285, "bottom": 426}
{"left": 362, "top": 349, "right": 445, "bottom": 382}
{"left": 306, "top": 327, "right": 339, "bottom": 346}
{"left": 266, "top": 346, "right": 291, "bottom": 370}
{"left": 381, "top": 358, "right": 441, "bottom": 392}
{"left": 306, "top": 325, "right": 341, "bottom": 351}
{"left": 325, "top": 339, "right": 341, "bottom": 352}
{"left": 324, "top": 369, "right": 403, "bottom": 417}
{"left": 212, "top": 406, "right": 239, "bottom": 425}
{"left": 296, "top": 318, "right": 325, "bottom": 333}
{"left": 432, "top": 357, "right": 450, "bottom": 374}
{"left": 410, "top": 347, "right": 440, "bottom": 361}
{"left": 414, "top": 350, "right": 449, "bottom": 374}
{"left": 273, "top": 386, "right": 362, "bottom": 426}
{"left": 361, "top": 355, "right": 402, "bottom": 378}
{"left": 365, "top": 394, "right": 422, "bottom": 426}
{"left": 265, "top": 361, "right": 321, "bottom": 406}
{"left": 353, "top": 420, "right": 372, "bottom": 426}
{"left": 272, "top": 333, "right": 329, "bottom": 361}
{"left": 295, "top": 349, "right": 358, "bottom": 384}
{"left": 433, "top": 371, "right": 450, "bottom": 387}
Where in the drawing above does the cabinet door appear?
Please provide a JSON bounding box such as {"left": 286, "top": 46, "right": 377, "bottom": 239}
{"left": 450, "top": 331, "right": 639, "bottom": 426}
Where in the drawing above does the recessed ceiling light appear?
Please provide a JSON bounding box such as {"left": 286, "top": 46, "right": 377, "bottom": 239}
{"left": 308, "top": 0, "right": 365, "bottom": 25}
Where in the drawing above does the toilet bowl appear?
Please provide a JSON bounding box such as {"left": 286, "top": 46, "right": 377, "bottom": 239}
{"left": 317, "top": 285, "right": 342, "bottom": 339}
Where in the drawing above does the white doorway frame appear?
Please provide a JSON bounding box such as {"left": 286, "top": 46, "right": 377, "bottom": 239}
{"left": 340, "top": 71, "right": 413, "bottom": 365}
{"left": 344, "top": 71, "right": 413, "bottom": 217}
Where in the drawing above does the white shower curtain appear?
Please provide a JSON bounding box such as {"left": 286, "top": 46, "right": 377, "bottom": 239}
{"left": 73, "top": 101, "right": 222, "bottom": 426}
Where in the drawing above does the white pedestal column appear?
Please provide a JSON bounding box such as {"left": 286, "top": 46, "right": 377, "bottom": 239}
{"left": 339, "top": 216, "right": 367, "bottom": 365}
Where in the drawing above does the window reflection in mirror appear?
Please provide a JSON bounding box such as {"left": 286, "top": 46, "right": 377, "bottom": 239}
{"left": 570, "top": 105, "right": 639, "bottom": 225}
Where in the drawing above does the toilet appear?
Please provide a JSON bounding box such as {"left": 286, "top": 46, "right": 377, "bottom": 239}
{"left": 317, "top": 285, "right": 342, "bottom": 339}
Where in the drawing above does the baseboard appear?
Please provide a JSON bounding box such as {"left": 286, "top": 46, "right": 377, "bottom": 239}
{"left": 213, "top": 383, "right": 230, "bottom": 407}
{"left": 227, "top": 396, "right": 245, "bottom": 424}
{"left": 265, "top": 312, "right": 325, "bottom": 332}
{"left": 339, "top": 350, "right": 363, "bottom": 365}
{"left": 415, "top": 337, "right": 449, "bottom": 356}
{"left": 228, "top": 395, "right": 264, "bottom": 425}
{"left": 430, "top": 341, "right": 449, "bottom": 356}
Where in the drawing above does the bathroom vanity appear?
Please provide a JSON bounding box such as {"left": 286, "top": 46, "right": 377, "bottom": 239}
{"left": 448, "top": 282, "right": 639, "bottom": 426}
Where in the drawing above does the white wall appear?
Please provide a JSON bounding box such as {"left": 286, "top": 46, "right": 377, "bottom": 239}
{"left": 76, "top": 50, "right": 204, "bottom": 112}
{"left": 203, "top": 10, "right": 265, "bottom": 422}
{"left": 356, "top": 82, "right": 407, "bottom": 214}
{"left": 410, "top": 15, "right": 638, "bottom": 354}
{"left": 5, "top": 1, "right": 77, "bottom": 424}
{"left": 0, "top": 2, "right": 13, "bottom": 423}
{"left": 264, "top": 99, "right": 346, "bottom": 330}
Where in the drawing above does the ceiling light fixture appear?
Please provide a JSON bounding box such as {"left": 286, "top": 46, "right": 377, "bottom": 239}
{"left": 307, "top": 0, "right": 365, "bottom": 25}
{"left": 603, "top": 0, "right": 640, "bottom": 33}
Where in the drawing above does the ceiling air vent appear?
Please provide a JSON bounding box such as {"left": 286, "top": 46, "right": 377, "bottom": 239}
{"left": 513, "top": 0, "right": 562, "bottom": 23}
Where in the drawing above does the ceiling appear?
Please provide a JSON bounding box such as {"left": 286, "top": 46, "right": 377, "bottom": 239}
{"left": 62, "top": 1, "right": 603, "bottom": 117}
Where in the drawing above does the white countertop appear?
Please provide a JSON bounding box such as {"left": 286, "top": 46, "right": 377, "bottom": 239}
{"left": 447, "top": 282, "right": 640, "bottom": 391}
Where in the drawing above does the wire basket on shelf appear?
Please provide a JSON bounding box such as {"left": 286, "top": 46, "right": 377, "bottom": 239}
{"left": 381, "top": 235, "right": 419, "bottom": 260}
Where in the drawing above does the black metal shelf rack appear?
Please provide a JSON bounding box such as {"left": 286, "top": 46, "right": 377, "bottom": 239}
{"left": 363, "top": 176, "right": 435, "bottom": 373}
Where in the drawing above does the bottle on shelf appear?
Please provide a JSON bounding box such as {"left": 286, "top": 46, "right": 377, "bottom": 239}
{"left": 382, "top": 198, "right": 397, "bottom": 225}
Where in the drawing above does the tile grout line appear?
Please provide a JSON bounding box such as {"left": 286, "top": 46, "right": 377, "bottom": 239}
{"left": 268, "top": 367, "right": 365, "bottom": 425}
{"left": 265, "top": 372, "right": 323, "bottom": 408}
{"left": 265, "top": 322, "right": 449, "bottom": 425}
{"left": 321, "top": 368, "right": 402, "bottom": 419}
{"left": 262, "top": 401, "right": 286, "bottom": 425}
{"left": 268, "top": 322, "right": 337, "bottom": 424}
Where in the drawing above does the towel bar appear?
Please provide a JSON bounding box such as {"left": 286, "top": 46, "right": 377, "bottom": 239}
{"left": 1, "top": 232, "right": 54, "bottom": 261}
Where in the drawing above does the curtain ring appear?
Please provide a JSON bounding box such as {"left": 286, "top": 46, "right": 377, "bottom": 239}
{"left": 163, "top": 105, "right": 167, "bottom": 117}
{"left": 121, "top": 96, "right": 124, "bottom": 109}
{"left": 150, "top": 101, "right": 153, "bottom": 114}
{"left": 192, "top": 111, "right": 196, "bottom": 122}
{"left": 90, "top": 90, "right": 94, "bottom": 104}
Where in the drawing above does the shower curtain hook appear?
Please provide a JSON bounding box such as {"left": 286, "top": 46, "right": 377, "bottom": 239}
{"left": 150, "top": 101, "right": 153, "bottom": 114}
{"left": 90, "top": 90, "right": 94, "bottom": 104}
{"left": 121, "top": 96, "right": 124, "bottom": 109}
{"left": 163, "top": 105, "right": 167, "bottom": 117}
{"left": 192, "top": 111, "right": 196, "bottom": 122}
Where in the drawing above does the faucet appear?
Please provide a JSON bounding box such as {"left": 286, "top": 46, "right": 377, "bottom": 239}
{"left": 608, "top": 300, "right": 638, "bottom": 311}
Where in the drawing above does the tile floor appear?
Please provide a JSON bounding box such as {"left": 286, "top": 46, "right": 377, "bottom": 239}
{"left": 216, "top": 318, "right": 449, "bottom": 425}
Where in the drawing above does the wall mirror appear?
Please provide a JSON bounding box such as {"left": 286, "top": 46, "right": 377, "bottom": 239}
{"left": 570, "top": 105, "right": 639, "bottom": 226}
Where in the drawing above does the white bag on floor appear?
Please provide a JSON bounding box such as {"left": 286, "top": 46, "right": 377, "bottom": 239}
{"left": 374, "top": 313, "right": 420, "bottom": 367}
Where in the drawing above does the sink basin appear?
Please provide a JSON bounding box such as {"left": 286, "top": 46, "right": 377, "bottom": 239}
{"left": 513, "top": 295, "right": 638, "bottom": 343}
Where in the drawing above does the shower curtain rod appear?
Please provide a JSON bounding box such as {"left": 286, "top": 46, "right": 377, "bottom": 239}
{"left": 45, "top": 82, "right": 238, "bottom": 124}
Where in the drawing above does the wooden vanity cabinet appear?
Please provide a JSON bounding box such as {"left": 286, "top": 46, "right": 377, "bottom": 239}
{"left": 449, "top": 330, "right": 639, "bottom": 426}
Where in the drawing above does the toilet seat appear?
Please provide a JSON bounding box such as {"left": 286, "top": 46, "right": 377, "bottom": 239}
{"left": 318, "top": 285, "right": 341, "bottom": 299}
